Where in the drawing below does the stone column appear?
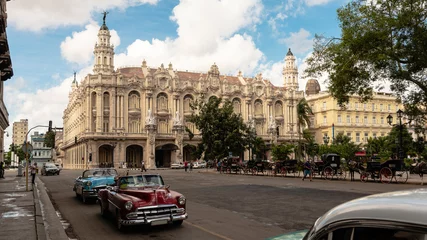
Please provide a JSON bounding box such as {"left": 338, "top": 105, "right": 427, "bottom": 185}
{"left": 145, "top": 124, "right": 157, "bottom": 169}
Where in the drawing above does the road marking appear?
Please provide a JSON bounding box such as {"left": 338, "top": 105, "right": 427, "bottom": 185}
{"left": 184, "top": 221, "right": 234, "bottom": 240}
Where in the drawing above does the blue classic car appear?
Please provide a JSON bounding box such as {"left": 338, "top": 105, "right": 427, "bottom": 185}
{"left": 73, "top": 168, "right": 118, "bottom": 203}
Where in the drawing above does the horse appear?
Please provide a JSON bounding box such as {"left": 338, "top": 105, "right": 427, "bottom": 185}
{"left": 412, "top": 161, "right": 427, "bottom": 185}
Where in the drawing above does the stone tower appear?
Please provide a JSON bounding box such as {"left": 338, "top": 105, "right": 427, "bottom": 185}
{"left": 283, "top": 48, "right": 298, "bottom": 90}
{"left": 93, "top": 12, "right": 114, "bottom": 74}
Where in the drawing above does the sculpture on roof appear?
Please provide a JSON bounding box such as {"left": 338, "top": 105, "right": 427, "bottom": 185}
{"left": 145, "top": 109, "right": 156, "bottom": 125}
{"left": 103, "top": 11, "right": 109, "bottom": 25}
{"left": 268, "top": 115, "right": 276, "bottom": 129}
{"left": 173, "top": 111, "right": 182, "bottom": 126}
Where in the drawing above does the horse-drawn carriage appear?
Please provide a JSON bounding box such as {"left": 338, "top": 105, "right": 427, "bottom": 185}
{"left": 312, "top": 153, "right": 346, "bottom": 180}
{"left": 250, "top": 160, "right": 273, "bottom": 176}
{"left": 275, "top": 159, "right": 301, "bottom": 177}
{"left": 220, "top": 156, "right": 244, "bottom": 174}
{"left": 360, "top": 159, "right": 408, "bottom": 184}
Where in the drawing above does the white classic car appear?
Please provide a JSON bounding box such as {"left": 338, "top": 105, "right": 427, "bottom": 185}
{"left": 271, "top": 188, "right": 427, "bottom": 240}
{"left": 171, "top": 162, "right": 184, "bottom": 169}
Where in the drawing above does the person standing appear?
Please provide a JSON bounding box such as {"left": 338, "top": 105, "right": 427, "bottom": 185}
{"left": 141, "top": 159, "right": 147, "bottom": 172}
{"left": 30, "top": 163, "right": 38, "bottom": 187}
{"left": 302, "top": 159, "right": 313, "bottom": 181}
{"left": 189, "top": 161, "right": 193, "bottom": 172}
{"left": 184, "top": 161, "right": 188, "bottom": 172}
{"left": 0, "top": 161, "right": 4, "bottom": 178}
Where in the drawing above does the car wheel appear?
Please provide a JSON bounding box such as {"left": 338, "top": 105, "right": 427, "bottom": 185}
{"left": 81, "top": 194, "right": 87, "bottom": 204}
{"left": 173, "top": 220, "right": 183, "bottom": 226}
{"left": 75, "top": 192, "right": 80, "bottom": 199}
{"left": 116, "top": 210, "right": 125, "bottom": 231}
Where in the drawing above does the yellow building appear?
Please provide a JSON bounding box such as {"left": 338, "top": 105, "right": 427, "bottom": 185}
{"left": 61, "top": 16, "right": 304, "bottom": 169}
{"left": 12, "top": 119, "right": 28, "bottom": 146}
{"left": 305, "top": 80, "right": 404, "bottom": 145}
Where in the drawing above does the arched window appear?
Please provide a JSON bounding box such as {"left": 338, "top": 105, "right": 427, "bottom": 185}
{"left": 275, "top": 101, "right": 283, "bottom": 116}
{"left": 104, "top": 56, "right": 107, "bottom": 65}
{"left": 103, "top": 92, "right": 110, "bottom": 132}
{"left": 128, "top": 91, "right": 140, "bottom": 109}
{"left": 254, "top": 99, "right": 263, "bottom": 116}
{"left": 184, "top": 95, "right": 193, "bottom": 113}
{"left": 232, "top": 98, "right": 241, "bottom": 114}
{"left": 97, "top": 57, "right": 101, "bottom": 64}
{"left": 157, "top": 93, "right": 168, "bottom": 111}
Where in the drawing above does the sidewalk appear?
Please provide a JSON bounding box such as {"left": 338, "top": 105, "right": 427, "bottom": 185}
{"left": 0, "top": 169, "right": 68, "bottom": 240}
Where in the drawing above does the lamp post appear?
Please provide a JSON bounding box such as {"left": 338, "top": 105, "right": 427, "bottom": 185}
{"left": 323, "top": 135, "right": 330, "bottom": 145}
{"left": 387, "top": 109, "right": 413, "bottom": 161}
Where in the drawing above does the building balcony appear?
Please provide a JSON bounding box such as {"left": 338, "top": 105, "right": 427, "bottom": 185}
{"left": 1, "top": 66, "right": 12, "bottom": 81}
{"left": 254, "top": 114, "right": 264, "bottom": 120}
{"left": 157, "top": 108, "right": 170, "bottom": 117}
{"left": 0, "top": 34, "right": 8, "bottom": 53}
{"left": 128, "top": 107, "right": 141, "bottom": 116}
{"left": 103, "top": 107, "right": 110, "bottom": 116}
{"left": 183, "top": 110, "right": 193, "bottom": 117}
{"left": 275, "top": 115, "right": 284, "bottom": 120}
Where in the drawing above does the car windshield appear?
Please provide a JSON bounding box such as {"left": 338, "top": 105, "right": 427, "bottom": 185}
{"left": 82, "top": 169, "right": 118, "bottom": 178}
{"left": 119, "top": 175, "right": 165, "bottom": 189}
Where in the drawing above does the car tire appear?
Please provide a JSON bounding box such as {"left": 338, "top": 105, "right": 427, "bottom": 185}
{"left": 81, "top": 194, "right": 87, "bottom": 204}
{"left": 173, "top": 220, "right": 183, "bottom": 226}
{"left": 116, "top": 210, "right": 125, "bottom": 231}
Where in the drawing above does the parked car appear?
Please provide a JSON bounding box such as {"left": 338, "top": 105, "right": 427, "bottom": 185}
{"left": 171, "top": 162, "right": 184, "bottom": 169}
{"left": 73, "top": 168, "right": 118, "bottom": 203}
{"left": 41, "top": 162, "right": 60, "bottom": 176}
{"left": 198, "top": 160, "right": 207, "bottom": 168}
{"left": 271, "top": 188, "right": 427, "bottom": 240}
{"left": 98, "top": 174, "right": 187, "bottom": 231}
{"left": 55, "top": 163, "right": 63, "bottom": 171}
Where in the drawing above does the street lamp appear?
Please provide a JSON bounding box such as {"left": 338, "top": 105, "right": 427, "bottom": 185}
{"left": 387, "top": 109, "right": 413, "bottom": 161}
{"left": 323, "top": 135, "right": 330, "bottom": 145}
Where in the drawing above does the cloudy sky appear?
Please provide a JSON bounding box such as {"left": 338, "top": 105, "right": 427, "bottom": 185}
{"left": 4, "top": 0, "right": 345, "bottom": 148}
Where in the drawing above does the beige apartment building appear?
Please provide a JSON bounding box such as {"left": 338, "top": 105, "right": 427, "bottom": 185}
{"left": 0, "top": 0, "right": 13, "bottom": 162}
{"left": 12, "top": 119, "right": 28, "bottom": 146}
{"left": 61, "top": 17, "right": 304, "bottom": 169}
{"left": 305, "top": 79, "right": 404, "bottom": 145}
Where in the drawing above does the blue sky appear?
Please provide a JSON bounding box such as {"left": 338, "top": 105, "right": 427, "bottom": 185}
{"left": 3, "top": 0, "right": 346, "bottom": 147}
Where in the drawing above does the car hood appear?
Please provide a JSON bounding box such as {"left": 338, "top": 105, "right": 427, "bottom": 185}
{"left": 46, "top": 167, "right": 58, "bottom": 170}
{"left": 267, "top": 230, "right": 308, "bottom": 240}
{"left": 83, "top": 176, "right": 116, "bottom": 187}
{"left": 119, "top": 188, "right": 181, "bottom": 206}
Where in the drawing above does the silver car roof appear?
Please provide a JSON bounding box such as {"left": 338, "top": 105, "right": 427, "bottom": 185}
{"left": 313, "top": 188, "right": 427, "bottom": 232}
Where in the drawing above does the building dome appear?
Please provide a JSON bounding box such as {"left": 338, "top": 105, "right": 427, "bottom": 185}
{"left": 305, "top": 79, "right": 321, "bottom": 96}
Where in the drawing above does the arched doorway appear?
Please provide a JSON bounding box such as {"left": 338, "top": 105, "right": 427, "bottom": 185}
{"left": 155, "top": 143, "right": 178, "bottom": 168}
{"left": 126, "top": 145, "right": 143, "bottom": 168}
{"left": 99, "top": 145, "right": 114, "bottom": 167}
{"left": 183, "top": 144, "right": 197, "bottom": 162}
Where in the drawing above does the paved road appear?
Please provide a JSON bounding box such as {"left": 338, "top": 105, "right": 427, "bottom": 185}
{"left": 40, "top": 169, "right": 426, "bottom": 240}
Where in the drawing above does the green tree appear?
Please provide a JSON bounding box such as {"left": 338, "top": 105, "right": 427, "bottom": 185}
{"left": 44, "top": 131, "right": 56, "bottom": 148}
{"left": 296, "top": 98, "right": 313, "bottom": 160}
{"left": 334, "top": 133, "right": 351, "bottom": 145}
{"left": 304, "top": 0, "right": 427, "bottom": 108}
{"left": 387, "top": 125, "right": 414, "bottom": 159}
{"left": 271, "top": 143, "right": 294, "bottom": 161}
{"left": 187, "top": 96, "right": 249, "bottom": 162}
{"left": 251, "top": 136, "right": 267, "bottom": 160}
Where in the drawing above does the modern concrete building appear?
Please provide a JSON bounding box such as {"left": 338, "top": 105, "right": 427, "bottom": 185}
{"left": 61, "top": 16, "right": 304, "bottom": 169}
{"left": 305, "top": 79, "right": 405, "bottom": 144}
{"left": 0, "top": 0, "right": 13, "bottom": 162}
{"left": 12, "top": 119, "right": 28, "bottom": 146}
{"left": 30, "top": 131, "right": 52, "bottom": 164}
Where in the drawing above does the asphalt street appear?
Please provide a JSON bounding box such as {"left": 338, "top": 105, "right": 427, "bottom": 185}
{"left": 39, "top": 169, "right": 427, "bottom": 240}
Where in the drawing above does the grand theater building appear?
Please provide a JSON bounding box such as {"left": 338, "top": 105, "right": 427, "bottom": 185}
{"left": 62, "top": 19, "right": 304, "bottom": 169}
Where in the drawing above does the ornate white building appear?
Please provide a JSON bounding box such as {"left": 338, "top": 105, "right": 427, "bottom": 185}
{"left": 62, "top": 17, "right": 303, "bottom": 169}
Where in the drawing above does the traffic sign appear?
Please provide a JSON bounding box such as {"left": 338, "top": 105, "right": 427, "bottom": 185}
{"left": 21, "top": 142, "right": 33, "bottom": 154}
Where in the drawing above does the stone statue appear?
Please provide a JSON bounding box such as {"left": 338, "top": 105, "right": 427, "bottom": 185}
{"left": 247, "top": 115, "right": 254, "bottom": 129}
{"left": 145, "top": 109, "right": 156, "bottom": 125}
{"left": 103, "top": 11, "right": 109, "bottom": 25}
{"left": 269, "top": 115, "right": 276, "bottom": 129}
{"left": 173, "top": 111, "right": 182, "bottom": 126}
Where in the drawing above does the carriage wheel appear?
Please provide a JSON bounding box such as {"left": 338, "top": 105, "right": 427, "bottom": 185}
{"left": 252, "top": 167, "right": 257, "bottom": 175}
{"left": 324, "top": 167, "right": 333, "bottom": 180}
{"left": 380, "top": 167, "right": 392, "bottom": 184}
{"left": 226, "top": 167, "right": 231, "bottom": 174}
{"left": 337, "top": 166, "right": 347, "bottom": 180}
{"left": 280, "top": 167, "right": 287, "bottom": 177}
{"left": 243, "top": 167, "right": 248, "bottom": 175}
{"left": 360, "top": 171, "right": 369, "bottom": 183}
{"left": 395, "top": 170, "right": 408, "bottom": 184}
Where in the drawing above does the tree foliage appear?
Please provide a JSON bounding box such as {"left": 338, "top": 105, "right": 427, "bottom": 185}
{"left": 305, "top": 0, "right": 427, "bottom": 109}
{"left": 186, "top": 96, "right": 249, "bottom": 161}
{"left": 44, "top": 131, "right": 56, "bottom": 148}
{"left": 296, "top": 98, "right": 313, "bottom": 160}
{"left": 319, "top": 133, "right": 361, "bottom": 161}
{"left": 271, "top": 143, "right": 294, "bottom": 161}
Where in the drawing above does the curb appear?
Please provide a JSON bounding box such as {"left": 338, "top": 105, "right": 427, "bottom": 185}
{"left": 35, "top": 177, "right": 69, "bottom": 240}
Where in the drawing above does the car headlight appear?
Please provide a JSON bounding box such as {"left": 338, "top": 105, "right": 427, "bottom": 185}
{"left": 125, "top": 201, "right": 133, "bottom": 210}
{"left": 86, "top": 181, "right": 92, "bottom": 186}
{"left": 178, "top": 196, "right": 186, "bottom": 205}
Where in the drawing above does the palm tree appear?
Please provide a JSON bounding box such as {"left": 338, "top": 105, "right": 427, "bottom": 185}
{"left": 296, "top": 98, "right": 313, "bottom": 160}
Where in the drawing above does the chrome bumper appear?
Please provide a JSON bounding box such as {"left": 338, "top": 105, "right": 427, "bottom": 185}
{"left": 120, "top": 213, "right": 188, "bottom": 226}
{"left": 82, "top": 190, "right": 98, "bottom": 198}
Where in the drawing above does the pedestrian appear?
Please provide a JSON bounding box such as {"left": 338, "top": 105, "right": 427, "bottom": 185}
{"left": 0, "top": 161, "right": 4, "bottom": 178}
{"left": 141, "top": 159, "right": 147, "bottom": 172}
{"left": 184, "top": 161, "right": 188, "bottom": 172}
{"left": 302, "top": 159, "right": 313, "bottom": 181}
{"left": 190, "top": 161, "right": 193, "bottom": 171}
{"left": 30, "top": 163, "right": 38, "bottom": 188}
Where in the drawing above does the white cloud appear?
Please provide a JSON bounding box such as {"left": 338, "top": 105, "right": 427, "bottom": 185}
{"left": 113, "top": 0, "right": 264, "bottom": 75}
{"left": 60, "top": 22, "right": 121, "bottom": 64}
{"left": 304, "top": 0, "right": 335, "bottom": 7}
{"left": 280, "top": 28, "right": 313, "bottom": 55}
{"left": 3, "top": 66, "right": 93, "bottom": 148}
{"left": 8, "top": 0, "right": 159, "bottom": 32}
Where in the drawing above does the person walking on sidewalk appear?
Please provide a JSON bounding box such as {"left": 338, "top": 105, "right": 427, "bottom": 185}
{"left": 184, "top": 161, "right": 188, "bottom": 172}
{"left": 0, "top": 161, "right": 4, "bottom": 178}
{"left": 302, "top": 159, "right": 313, "bottom": 181}
{"left": 189, "top": 161, "right": 193, "bottom": 172}
{"left": 30, "top": 163, "right": 37, "bottom": 186}
{"left": 141, "top": 159, "right": 147, "bottom": 172}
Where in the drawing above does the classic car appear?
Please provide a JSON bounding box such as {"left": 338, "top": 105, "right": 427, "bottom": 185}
{"left": 171, "top": 162, "right": 184, "bottom": 169}
{"left": 73, "top": 168, "right": 118, "bottom": 203}
{"left": 41, "top": 162, "right": 60, "bottom": 176}
{"left": 269, "top": 188, "right": 427, "bottom": 240}
{"left": 98, "top": 174, "right": 187, "bottom": 231}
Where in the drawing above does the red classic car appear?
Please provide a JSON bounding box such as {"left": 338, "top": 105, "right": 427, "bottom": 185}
{"left": 97, "top": 174, "right": 187, "bottom": 231}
